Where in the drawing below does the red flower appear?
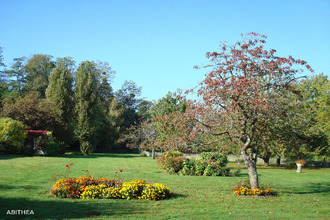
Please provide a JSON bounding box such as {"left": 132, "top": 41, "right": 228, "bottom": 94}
{"left": 120, "top": 170, "right": 123, "bottom": 173}
{"left": 70, "top": 163, "right": 73, "bottom": 166}
{"left": 86, "top": 170, "right": 88, "bottom": 172}
{"left": 65, "top": 164, "right": 69, "bottom": 168}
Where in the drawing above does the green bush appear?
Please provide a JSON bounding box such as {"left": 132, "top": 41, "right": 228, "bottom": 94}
{"left": 157, "top": 152, "right": 185, "bottom": 174}
{"left": 180, "top": 158, "right": 195, "bottom": 175}
{"left": 0, "top": 118, "right": 27, "bottom": 154}
{"left": 200, "top": 152, "right": 228, "bottom": 166}
{"left": 21, "top": 144, "right": 36, "bottom": 156}
{"left": 194, "top": 158, "right": 208, "bottom": 175}
{"left": 167, "top": 151, "right": 183, "bottom": 157}
{"left": 44, "top": 134, "right": 65, "bottom": 156}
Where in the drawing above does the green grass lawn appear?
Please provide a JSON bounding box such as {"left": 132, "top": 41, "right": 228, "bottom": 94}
{"left": 0, "top": 153, "right": 329, "bottom": 219}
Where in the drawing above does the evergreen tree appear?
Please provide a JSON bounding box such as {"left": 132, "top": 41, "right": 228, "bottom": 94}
{"left": 107, "top": 96, "right": 124, "bottom": 149}
{"left": 46, "top": 57, "right": 75, "bottom": 143}
{"left": 74, "top": 61, "right": 100, "bottom": 155}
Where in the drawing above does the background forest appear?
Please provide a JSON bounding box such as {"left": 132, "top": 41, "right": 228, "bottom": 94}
{"left": 0, "top": 44, "right": 329, "bottom": 165}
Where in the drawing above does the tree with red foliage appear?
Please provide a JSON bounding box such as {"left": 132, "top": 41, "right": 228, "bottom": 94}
{"left": 156, "top": 33, "right": 313, "bottom": 189}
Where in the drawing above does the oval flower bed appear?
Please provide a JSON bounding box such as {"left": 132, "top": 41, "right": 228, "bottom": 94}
{"left": 232, "top": 186, "right": 273, "bottom": 196}
{"left": 50, "top": 177, "right": 171, "bottom": 200}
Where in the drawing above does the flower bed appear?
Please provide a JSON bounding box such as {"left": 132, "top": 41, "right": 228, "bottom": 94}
{"left": 50, "top": 177, "right": 171, "bottom": 200}
{"left": 232, "top": 179, "right": 275, "bottom": 196}
{"left": 232, "top": 186, "right": 273, "bottom": 196}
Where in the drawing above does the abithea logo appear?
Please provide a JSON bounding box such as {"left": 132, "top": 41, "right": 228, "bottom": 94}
{"left": 7, "top": 210, "right": 34, "bottom": 215}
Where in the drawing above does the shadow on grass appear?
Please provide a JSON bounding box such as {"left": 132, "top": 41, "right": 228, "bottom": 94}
{"left": 0, "top": 155, "right": 29, "bottom": 160}
{"left": 60, "top": 153, "right": 141, "bottom": 159}
{"left": 0, "top": 196, "right": 140, "bottom": 219}
{"left": 171, "top": 193, "right": 188, "bottom": 199}
{"left": 0, "top": 184, "right": 38, "bottom": 191}
{"left": 0, "top": 153, "right": 141, "bottom": 161}
{"left": 280, "top": 182, "right": 330, "bottom": 195}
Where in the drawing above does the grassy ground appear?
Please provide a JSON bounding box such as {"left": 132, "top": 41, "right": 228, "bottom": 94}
{"left": 0, "top": 153, "right": 329, "bottom": 219}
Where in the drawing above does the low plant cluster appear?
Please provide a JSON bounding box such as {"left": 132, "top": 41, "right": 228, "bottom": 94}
{"left": 232, "top": 180, "right": 275, "bottom": 196}
{"left": 157, "top": 151, "right": 240, "bottom": 176}
{"left": 0, "top": 117, "right": 27, "bottom": 154}
{"left": 50, "top": 166, "right": 171, "bottom": 201}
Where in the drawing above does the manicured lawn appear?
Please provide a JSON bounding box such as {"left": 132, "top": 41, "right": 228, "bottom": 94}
{"left": 0, "top": 153, "right": 329, "bottom": 219}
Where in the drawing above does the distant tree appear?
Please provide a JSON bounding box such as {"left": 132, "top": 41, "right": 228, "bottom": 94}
{"left": 118, "top": 120, "right": 160, "bottom": 158}
{"left": 298, "top": 74, "right": 329, "bottom": 144}
{"left": 74, "top": 61, "right": 100, "bottom": 155}
{"left": 0, "top": 46, "right": 8, "bottom": 103}
{"left": 137, "top": 100, "right": 154, "bottom": 121}
{"left": 46, "top": 57, "right": 75, "bottom": 144}
{"left": 24, "top": 54, "right": 55, "bottom": 97}
{"left": 0, "top": 46, "right": 4, "bottom": 67}
{"left": 116, "top": 80, "right": 143, "bottom": 128}
{"left": 104, "top": 96, "right": 125, "bottom": 151}
{"left": 3, "top": 57, "right": 26, "bottom": 95}
{"left": 96, "top": 61, "right": 115, "bottom": 110}
{"left": 150, "top": 90, "right": 188, "bottom": 148}
{"left": 156, "top": 33, "right": 314, "bottom": 189}
{"left": 0, "top": 92, "right": 63, "bottom": 133}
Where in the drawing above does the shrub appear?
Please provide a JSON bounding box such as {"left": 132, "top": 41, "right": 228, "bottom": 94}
{"left": 157, "top": 153, "right": 185, "bottom": 174}
{"left": 0, "top": 117, "right": 27, "bottom": 154}
{"left": 200, "top": 152, "right": 228, "bottom": 166}
{"left": 194, "top": 158, "right": 208, "bottom": 175}
{"left": 44, "top": 134, "right": 65, "bottom": 156}
{"left": 165, "top": 151, "right": 183, "bottom": 157}
{"left": 21, "top": 144, "right": 36, "bottom": 156}
{"left": 180, "top": 158, "right": 195, "bottom": 175}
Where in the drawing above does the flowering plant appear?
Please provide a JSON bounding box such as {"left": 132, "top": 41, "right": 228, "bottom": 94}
{"left": 232, "top": 179, "right": 275, "bottom": 196}
{"left": 50, "top": 166, "right": 171, "bottom": 200}
{"left": 295, "top": 159, "right": 306, "bottom": 166}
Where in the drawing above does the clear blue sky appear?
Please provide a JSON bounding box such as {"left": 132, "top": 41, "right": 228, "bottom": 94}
{"left": 1, "top": 0, "right": 329, "bottom": 101}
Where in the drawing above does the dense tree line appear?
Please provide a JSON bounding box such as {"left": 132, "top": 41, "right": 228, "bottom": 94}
{"left": 0, "top": 50, "right": 152, "bottom": 155}
{"left": 0, "top": 37, "right": 328, "bottom": 170}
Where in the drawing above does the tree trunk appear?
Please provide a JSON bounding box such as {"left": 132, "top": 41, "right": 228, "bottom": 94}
{"left": 276, "top": 155, "right": 281, "bottom": 165}
{"left": 151, "top": 148, "right": 155, "bottom": 159}
{"left": 262, "top": 149, "right": 271, "bottom": 167}
{"left": 241, "top": 150, "right": 259, "bottom": 189}
{"left": 322, "top": 157, "right": 328, "bottom": 168}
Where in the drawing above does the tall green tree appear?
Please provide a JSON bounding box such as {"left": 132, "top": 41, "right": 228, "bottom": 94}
{"left": 0, "top": 46, "right": 8, "bottom": 102}
{"left": 74, "top": 61, "right": 100, "bottom": 155}
{"left": 116, "top": 80, "right": 143, "bottom": 128}
{"left": 5, "top": 57, "right": 27, "bottom": 95}
{"left": 46, "top": 57, "right": 75, "bottom": 143}
{"left": 24, "top": 54, "right": 55, "bottom": 97}
{"left": 106, "top": 96, "right": 125, "bottom": 150}
{"left": 298, "top": 74, "right": 329, "bottom": 142}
